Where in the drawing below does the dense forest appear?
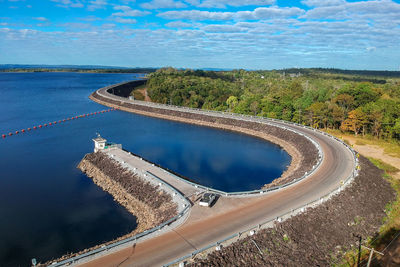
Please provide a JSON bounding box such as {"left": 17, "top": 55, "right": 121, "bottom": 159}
{"left": 145, "top": 68, "right": 400, "bottom": 140}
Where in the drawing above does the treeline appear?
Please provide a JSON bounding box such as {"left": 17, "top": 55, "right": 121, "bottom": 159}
{"left": 146, "top": 68, "right": 400, "bottom": 140}
{"left": 281, "top": 68, "right": 400, "bottom": 78}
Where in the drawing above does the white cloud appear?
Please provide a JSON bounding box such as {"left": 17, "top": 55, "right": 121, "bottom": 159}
{"left": 158, "top": 7, "right": 304, "bottom": 21}
{"left": 51, "top": 0, "right": 84, "bottom": 8}
{"left": 34, "top": 17, "right": 48, "bottom": 21}
{"left": 202, "top": 24, "right": 245, "bottom": 33}
{"left": 141, "top": 0, "right": 187, "bottom": 9}
{"left": 113, "top": 5, "right": 132, "bottom": 11}
{"left": 302, "top": 0, "right": 400, "bottom": 20}
{"left": 60, "top": 22, "right": 93, "bottom": 29}
{"left": 165, "top": 21, "right": 193, "bottom": 28}
{"left": 183, "top": 0, "right": 200, "bottom": 6}
{"left": 78, "top": 15, "right": 102, "bottom": 21}
{"left": 301, "top": 0, "right": 345, "bottom": 7}
{"left": 3, "top": 0, "right": 400, "bottom": 70}
{"left": 158, "top": 10, "right": 233, "bottom": 20}
{"left": 87, "top": 0, "right": 108, "bottom": 11}
{"left": 196, "top": 0, "right": 275, "bottom": 8}
{"left": 102, "top": 23, "right": 116, "bottom": 28}
{"left": 238, "top": 6, "right": 305, "bottom": 19}
{"left": 112, "top": 6, "right": 151, "bottom": 17}
{"left": 114, "top": 17, "right": 137, "bottom": 23}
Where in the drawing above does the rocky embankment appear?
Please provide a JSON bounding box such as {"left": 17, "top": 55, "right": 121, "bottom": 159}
{"left": 91, "top": 91, "right": 319, "bottom": 188}
{"left": 41, "top": 152, "right": 178, "bottom": 266}
{"left": 78, "top": 152, "right": 178, "bottom": 233}
{"left": 189, "top": 156, "right": 396, "bottom": 266}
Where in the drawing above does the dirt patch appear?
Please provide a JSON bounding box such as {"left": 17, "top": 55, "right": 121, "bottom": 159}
{"left": 341, "top": 136, "right": 400, "bottom": 181}
{"left": 187, "top": 156, "right": 396, "bottom": 266}
{"left": 137, "top": 88, "right": 151, "bottom": 101}
{"left": 91, "top": 91, "right": 319, "bottom": 189}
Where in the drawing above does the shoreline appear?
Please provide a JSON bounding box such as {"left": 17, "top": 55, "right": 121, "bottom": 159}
{"left": 90, "top": 92, "right": 318, "bottom": 189}
{"left": 44, "top": 152, "right": 181, "bottom": 266}
{"left": 46, "top": 80, "right": 362, "bottom": 266}
{"left": 78, "top": 155, "right": 158, "bottom": 234}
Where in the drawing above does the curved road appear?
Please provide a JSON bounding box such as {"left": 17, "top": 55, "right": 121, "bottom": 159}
{"left": 78, "top": 85, "right": 355, "bottom": 267}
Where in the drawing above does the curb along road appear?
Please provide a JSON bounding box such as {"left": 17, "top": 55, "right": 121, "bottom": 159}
{"left": 66, "top": 81, "right": 357, "bottom": 267}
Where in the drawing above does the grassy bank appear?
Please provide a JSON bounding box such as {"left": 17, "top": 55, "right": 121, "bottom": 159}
{"left": 339, "top": 157, "right": 400, "bottom": 266}
{"left": 324, "top": 129, "right": 400, "bottom": 158}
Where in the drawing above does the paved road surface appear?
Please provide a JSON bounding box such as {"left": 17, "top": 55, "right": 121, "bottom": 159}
{"left": 76, "top": 86, "right": 355, "bottom": 267}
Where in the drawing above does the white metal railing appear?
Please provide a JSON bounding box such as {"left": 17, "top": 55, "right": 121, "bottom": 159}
{"left": 95, "top": 84, "right": 328, "bottom": 197}
{"left": 52, "top": 81, "right": 357, "bottom": 266}
{"left": 96, "top": 81, "right": 358, "bottom": 266}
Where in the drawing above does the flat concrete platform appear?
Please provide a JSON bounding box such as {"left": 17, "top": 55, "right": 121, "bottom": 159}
{"left": 104, "top": 147, "right": 201, "bottom": 198}
{"left": 103, "top": 147, "right": 259, "bottom": 223}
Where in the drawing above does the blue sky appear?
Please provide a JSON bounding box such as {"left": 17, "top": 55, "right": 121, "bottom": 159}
{"left": 1, "top": 0, "right": 400, "bottom": 70}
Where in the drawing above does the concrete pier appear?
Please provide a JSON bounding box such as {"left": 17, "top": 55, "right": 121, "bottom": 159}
{"left": 104, "top": 147, "right": 202, "bottom": 199}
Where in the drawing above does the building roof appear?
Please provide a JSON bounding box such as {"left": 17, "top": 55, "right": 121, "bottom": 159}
{"left": 93, "top": 137, "right": 106, "bottom": 142}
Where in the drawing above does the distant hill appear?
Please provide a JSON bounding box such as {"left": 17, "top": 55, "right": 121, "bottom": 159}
{"left": 1, "top": 65, "right": 400, "bottom": 77}
{"left": 0, "top": 64, "right": 128, "bottom": 69}
{"left": 0, "top": 64, "right": 158, "bottom": 73}
{"left": 279, "top": 68, "right": 400, "bottom": 78}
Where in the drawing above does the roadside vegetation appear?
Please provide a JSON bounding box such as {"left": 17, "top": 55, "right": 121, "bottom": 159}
{"left": 146, "top": 67, "right": 400, "bottom": 141}
{"left": 190, "top": 156, "right": 395, "bottom": 266}
{"left": 340, "top": 157, "right": 400, "bottom": 266}
{"left": 143, "top": 67, "right": 400, "bottom": 265}
{"left": 325, "top": 129, "right": 400, "bottom": 158}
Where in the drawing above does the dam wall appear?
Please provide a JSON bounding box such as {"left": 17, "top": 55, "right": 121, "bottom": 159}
{"left": 78, "top": 151, "right": 179, "bottom": 232}
{"left": 91, "top": 81, "right": 321, "bottom": 189}
{"left": 47, "top": 79, "right": 363, "bottom": 266}
{"left": 105, "top": 79, "right": 146, "bottom": 98}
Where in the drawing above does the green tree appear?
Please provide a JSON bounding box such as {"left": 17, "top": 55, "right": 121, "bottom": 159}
{"left": 226, "top": 96, "right": 238, "bottom": 111}
{"left": 306, "top": 102, "right": 329, "bottom": 129}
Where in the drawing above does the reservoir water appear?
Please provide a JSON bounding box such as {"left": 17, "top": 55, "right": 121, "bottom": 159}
{"left": 0, "top": 72, "right": 290, "bottom": 266}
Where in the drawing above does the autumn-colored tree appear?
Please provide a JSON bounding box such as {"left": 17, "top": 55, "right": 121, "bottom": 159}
{"left": 363, "top": 103, "right": 383, "bottom": 138}
{"left": 145, "top": 68, "right": 400, "bottom": 140}
{"left": 340, "top": 108, "right": 368, "bottom": 136}
{"left": 333, "top": 94, "right": 354, "bottom": 112}
{"left": 306, "top": 102, "right": 329, "bottom": 129}
{"left": 330, "top": 103, "right": 345, "bottom": 129}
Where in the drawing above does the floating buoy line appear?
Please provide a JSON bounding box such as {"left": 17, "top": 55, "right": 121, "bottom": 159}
{"left": 1, "top": 107, "right": 117, "bottom": 139}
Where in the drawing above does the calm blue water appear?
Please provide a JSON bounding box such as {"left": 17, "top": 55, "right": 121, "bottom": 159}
{"left": 0, "top": 73, "right": 290, "bottom": 266}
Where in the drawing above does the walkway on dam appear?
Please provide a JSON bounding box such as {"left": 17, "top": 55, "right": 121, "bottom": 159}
{"left": 102, "top": 147, "right": 260, "bottom": 224}
{"left": 69, "top": 81, "right": 357, "bottom": 267}
{"left": 104, "top": 147, "right": 200, "bottom": 198}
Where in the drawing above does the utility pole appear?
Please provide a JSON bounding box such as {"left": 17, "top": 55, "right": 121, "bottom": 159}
{"left": 362, "top": 245, "right": 384, "bottom": 267}
{"left": 352, "top": 233, "right": 362, "bottom": 267}
{"left": 251, "top": 239, "right": 263, "bottom": 255}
